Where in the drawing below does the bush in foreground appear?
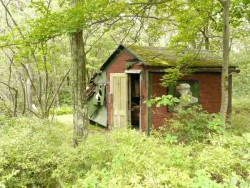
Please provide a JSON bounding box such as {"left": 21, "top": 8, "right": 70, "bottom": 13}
{"left": 0, "top": 118, "right": 72, "bottom": 187}
{"left": 0, "top": 116, "right": 250, "bottom": 187}
{"left": 154, "top": 105, "right": 225, "bottom": 144}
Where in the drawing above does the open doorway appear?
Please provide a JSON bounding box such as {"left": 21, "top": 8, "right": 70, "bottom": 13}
{"left": 129, "top": 74, "right": 140, "bottom": 129}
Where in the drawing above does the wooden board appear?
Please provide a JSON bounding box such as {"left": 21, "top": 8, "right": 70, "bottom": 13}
{"left": 110, "top": 73, "right": 128, "bottom": 128}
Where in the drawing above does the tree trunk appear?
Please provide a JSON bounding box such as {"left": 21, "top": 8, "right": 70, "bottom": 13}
{"left": 0, "top": 82, "right": 18, "bottom": 117}
{"left": 220, "top": 0, "right": 230, "bottom": 124}
{"left": 70, "top": 30, "right": 88, "bottom": 146}
{"left": 25, "top": 64, "right": 33, "bottom": 110}
{"left": 19, "top": 74, "right": 27, "bottom": 115}
{"left": 204, "top": 27, "right": 209, "bottom": 51}
{"left": 53, "top": 60, "right": 59, "bottom": 108}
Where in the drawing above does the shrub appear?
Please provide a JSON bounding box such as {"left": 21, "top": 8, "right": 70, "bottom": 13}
{"left": 0, "top": 102, "right": 13, "bottom": 127}
{"left": 192, "top": 133, "right": 250, "bottom": 187}
{"left": 54, "top": 106, "right": 73, "bottom": 115}
{"left": 154, "top": 105, "right": 225, "bottom": 143}
{"left": 53, "top": 129, "right": 194, "bottom": 187}
{"left": 232, "top": 98, "right": 250, "bottom": 113}
{"left": 0, "top": 118, "right": 72, "bottom": 187}
{"left": 0, "top": 101, "right": 12, "bottom": 118}
{"left": 1, "top": 117, "right": 249, "bottom": 187}
{"left": 229, "top": 112, "right": 250, "bottom": 136}
{"left": 58, "top": 87, "right": 72, "bottom": 106}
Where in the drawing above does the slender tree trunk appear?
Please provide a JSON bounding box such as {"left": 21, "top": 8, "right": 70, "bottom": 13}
{"left": 42, "top": 54, "right": 51, "bottom": 118}
{"left": 52, "top": 50, "right": 59, "bottom": 108}
{"left": 7, "top": 56, "right": 18, "bottom": 117}
{"left": 19, "top": 74, "right": 27, "bottom": 115}
{"left": 70, "top": 30, "right": 88, "bottom": 146}
{"left": 24, "top": 64, "right": 33, "bottom": 111}
{"left": 219, "top": 0, "right": 230, "bottom": 124}
{"left": 204, "top": 27, "right": 210, "bottom": 51}
{"left": 13, "top": 90, "right": 18, "bottom": 117}
{"left": 0, "top": 82, "right": 18, "bottom": 117}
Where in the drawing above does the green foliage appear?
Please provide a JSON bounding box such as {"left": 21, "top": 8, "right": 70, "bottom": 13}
{"left": 144, "top": 94, "right": 180, "bottom": 108}
{"left": 144, "top": 93, "right": 195, "bottom": 113}
{"left": 16, "top": 0, "right": 127, "bottom": 45}
{"left": 0, "top": 101, "right": 12, "bottom": 120}
{"left": 192, "top": 170, "right": 225, "bottom": 188}
{"left": 59, "top": 86, "right": 72, "bottom": 106}
{"left": 54, "top": 129, "right": 194, "bottom": 187}
{"left": 161, "top": 67, "right": 187, "bottom": 87}
{"left": 232, "top": 53, "right": 250, "bottom": 99}
{"left": 228, "top": 99, "right": 250, "bottom": 137}
{"left": 1, "top": 115, "right": 250, "bottom": 187}
{"left": 160, "top": 53, "right": 195, "bottom": 87}
{"left": 154, "top": 105, "right": 225, "bottom": 143}
{"left": 166, "top": 0, "right": 249, "bottom": 53}
{"left": 54, "top": 106, "right": 73, "bottom": 115}
{"left": 0, "top": 118, "right": 72, "bottom": 187}
{"left": 168, "top": 0, "right": 218, "bottom": 48}
{"left": 164, "top": 133, "right": 178, "bottom": 144}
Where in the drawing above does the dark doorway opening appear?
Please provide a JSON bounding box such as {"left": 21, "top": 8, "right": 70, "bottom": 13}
{"left": 130, "top": 74, "right": 140, "bottom": 129}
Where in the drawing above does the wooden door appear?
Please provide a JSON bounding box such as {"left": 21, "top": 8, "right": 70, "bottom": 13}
{"left": 110, "top": 73, "right": 128, "bottom": 128}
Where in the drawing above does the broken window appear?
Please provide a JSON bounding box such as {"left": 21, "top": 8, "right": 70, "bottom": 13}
{"left": 168, "top": 80, "right": 199, "bottom": 112}
{"left": 93, "top": 84, "right": 106, "bottom": 106}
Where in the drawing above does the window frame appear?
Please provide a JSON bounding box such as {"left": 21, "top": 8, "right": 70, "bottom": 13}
{"left": 167, "top": 80, "right": 199, "bottom": 112}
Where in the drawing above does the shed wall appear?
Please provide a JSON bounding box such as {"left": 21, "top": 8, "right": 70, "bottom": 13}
{"left": 105, "top": 51, "right": 231, "bottom": 132}
{"left": 87, "top": 72, "right": 107, "bottom": 126}
{"left": 106, "top": 52, "right": 145, "bottom": 129}
{"left": 149, "top": 72, "right": 223, "bottom": 129}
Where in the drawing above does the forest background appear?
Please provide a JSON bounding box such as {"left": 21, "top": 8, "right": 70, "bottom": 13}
{"left": 0, "top": 0, "right": 250, "bottom": 187}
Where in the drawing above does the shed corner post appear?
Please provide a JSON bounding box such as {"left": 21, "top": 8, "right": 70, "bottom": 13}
{"left": 146, "top": 71, "right": 152, "bottom": 136}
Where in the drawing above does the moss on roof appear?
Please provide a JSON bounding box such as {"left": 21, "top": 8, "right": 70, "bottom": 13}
{"left": 125, "top": 45, "right": 224, "bottom": 67}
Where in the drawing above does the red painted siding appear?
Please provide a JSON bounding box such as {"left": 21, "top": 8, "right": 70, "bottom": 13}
{"left": 106, "top": 52, "right": 145, "bottom": 129}
{"left": 149, "top": 73, "right": 223, "bottom": 129}
{"left": 107, "top": 53, "right": 132, "bottom": 128}
{"left": 105, "top": 52, "right": 230, "bottom": 132}
{"left": 150, "top": 73, "right": 168, "bottom": 130}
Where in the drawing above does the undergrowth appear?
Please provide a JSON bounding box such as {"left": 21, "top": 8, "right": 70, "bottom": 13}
{"left": 153, "top": 105, "right": 225, "bottom": 144}
{"left": 0, "top": 110, "right": 250, "bottom": 187}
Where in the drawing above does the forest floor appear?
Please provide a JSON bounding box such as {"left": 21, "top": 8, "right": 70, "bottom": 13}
{"left": 54, "top": 114, "right": 107, "bottom": 132}
{"left": 232, "top": 98, "right": 250, "bottom": 113}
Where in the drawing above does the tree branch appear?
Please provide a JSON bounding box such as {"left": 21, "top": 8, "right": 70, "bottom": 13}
{"left": 217, "top": 0, "right": 226, "bottom": 6}
{"left": 47, "top": 65, "right": 72, "bottom": 112}
{"left": 128, "top": 0, "right": 172, "bottom": 5}
{"left": 5, "top": 0, "right": 12, "bottom": 29}
{"left": 121, "top": 15, "right": 161, "bottom": 20}
{"left": 27, "top": 108, "right": 40, "bottom": 118}
{"left": 47, "top": 0, "right": 52, "bottom": 9}
{"left": 0, "top": 81, "right": 17, "bottom": 92}
{"left": 0, "top": 0, "right": 25, "bottom": 39}
{"left": 20, "top": 62, "right": 41, "bottom": 105}
{"left": 85, "top": 31, "right": 106, "bottom": 54}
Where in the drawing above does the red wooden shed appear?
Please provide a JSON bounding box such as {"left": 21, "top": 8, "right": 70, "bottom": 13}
{"left": 87, "top": 44, "right": 238, "bottom": 133}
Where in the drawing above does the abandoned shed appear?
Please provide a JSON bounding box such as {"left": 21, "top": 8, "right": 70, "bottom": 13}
{"left": 87, "top": 44, "right": 238, "bottom": 133}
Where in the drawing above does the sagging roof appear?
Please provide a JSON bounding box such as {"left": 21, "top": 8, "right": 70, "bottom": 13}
{"left": 100, "top": 44, "right": 237, "bottom": 70}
